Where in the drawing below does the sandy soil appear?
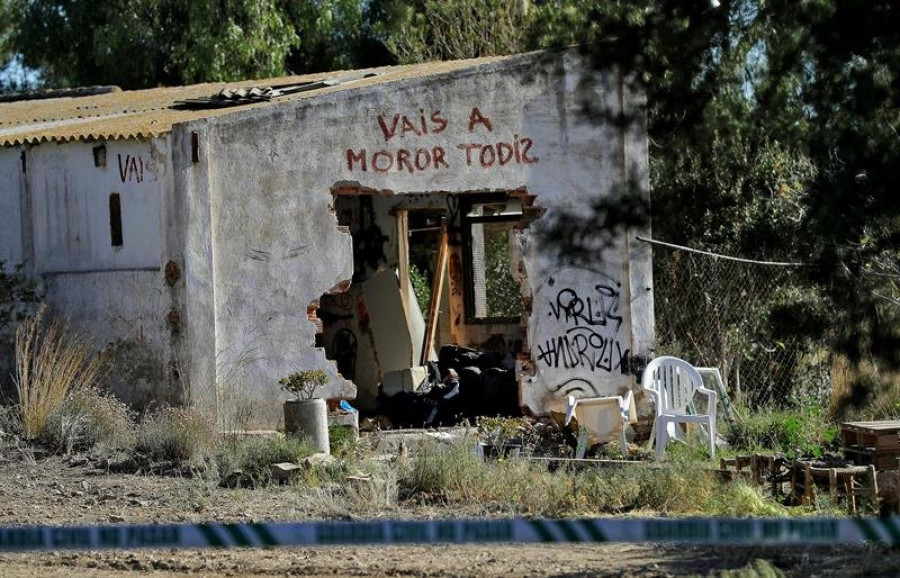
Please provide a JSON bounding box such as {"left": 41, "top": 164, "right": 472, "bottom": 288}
{"left": 0, "top": 450, "right": 898, "bottom": 577}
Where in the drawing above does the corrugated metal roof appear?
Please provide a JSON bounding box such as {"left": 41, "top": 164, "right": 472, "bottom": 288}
{"left": 0, "top": 56, "right": 512, "bottom": 147}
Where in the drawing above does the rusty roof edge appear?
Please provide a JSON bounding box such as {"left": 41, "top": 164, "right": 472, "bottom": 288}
{"left": 1, "top": 130, "right": 170, "bottom": 147}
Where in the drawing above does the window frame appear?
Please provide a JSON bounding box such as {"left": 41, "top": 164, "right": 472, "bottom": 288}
{"left": 460, "top": 193, "right": 524, "bottom": 325}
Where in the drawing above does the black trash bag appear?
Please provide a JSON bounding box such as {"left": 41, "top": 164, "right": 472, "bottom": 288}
{"left": 480, "top": 367, "right": 520, "bottom": 417}
{"left": 455, "top": 365, "right": 483, "bottom": 418}
{"left": 438, "top": 345, "right": 482, "bottom": 376}
{"left": 376, "top": 387, "right": 434, "bottom": 428}
{"left": 375, "top": 369, "right": 464, "bottom": 428}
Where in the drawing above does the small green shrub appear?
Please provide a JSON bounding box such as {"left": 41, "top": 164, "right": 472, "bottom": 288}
{"left": 137, "top": 406, "right": 216, "bottom": 463}
{"left": 702, "top": 482, "right": 788, "bottom": 517}
{"left": 43, "top": 387, "right": 136, "bottom": 453}
{"left": 405, "top": 440, "right": 485, "bottom": 497}
{"left": 329, "top": 425, "right": 357, "bottom": 457}
{"left": 216, "top": 435, "right": 316, "bottom": 486}
{"left": 279, "top": 370, "right": 328, "bottom": 400}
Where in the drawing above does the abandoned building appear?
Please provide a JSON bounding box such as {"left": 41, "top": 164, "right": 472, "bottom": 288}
{"left": 0, "top": 50, "right": 653, "bottom": 429}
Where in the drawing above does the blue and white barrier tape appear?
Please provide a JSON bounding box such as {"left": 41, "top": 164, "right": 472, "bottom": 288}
{"left": 1, "top": 516, "right": 899, "bottom": 552}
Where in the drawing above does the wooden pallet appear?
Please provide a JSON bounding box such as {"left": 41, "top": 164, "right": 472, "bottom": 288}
{"left": 842, "top": 421, "right": 900, "bottom": 470}
{"left": 791, "top": 460, "right": 878, "bottom": 514}
{"left": 844, "top": 446, "right": 900, "bottom": 470}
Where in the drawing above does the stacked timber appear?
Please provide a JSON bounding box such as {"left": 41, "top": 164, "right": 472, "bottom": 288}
{"left": 842, "top": 421, "right": 900, "bottom": 470}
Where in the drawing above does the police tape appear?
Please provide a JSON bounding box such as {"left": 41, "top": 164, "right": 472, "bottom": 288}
{"left": 1, "top": 516, "right": 899, "bottom": 552}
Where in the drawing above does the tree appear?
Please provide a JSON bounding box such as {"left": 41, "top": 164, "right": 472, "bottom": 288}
{"left": 379, "top": 0, "right": 900, "bottom": 408}
{"left": 376, "top": 0, "right": 532, "bottom": 63}
{"left": 4, "top": 0, "right": 398, "bottom": 91}
{"left": 8, "top": 0, "right": 300, "bottom": 89}
{"left": 283, "top": 0, "right": 394, "bottom": 74}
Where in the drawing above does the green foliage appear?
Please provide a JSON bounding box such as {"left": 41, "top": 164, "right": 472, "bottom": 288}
{"left": 7, "top": 0, "right": 379, "bottom": 90}
{"left": 482, "top": 224, "right": 523, "bottom": 318}
{"left": 408, "top": 263, "right": 431, "bottom": 314}
{"left": 377, "top": 0, "right": 531, "bottom": 64}
{"left": 137, "top": 406, "right": 216, "bottom": 463}
{"left": 0, "top": 0, "right": 16, "bottom": 89}
{"left": 726, "top": 402, "right": 839, "bottom": 459}
{"left": 172, "top": 0, "right": 299, "bottom": 84}
{"left": 284, "top": 0, "right": 390, "bottom": 74}
{"left": 279, "top": 369, "right": 328, "bottom": 400}
{"left": 216, "top": 435, "right": 315, "bottom": 486}
{"left": 328, "top": 424, "right": 357, "bottom": 457}
{"left": 476, "top": 416, "right": 524, "bottom": 448}
{"left": 43, "top": 387, "right": 136, "bottom": 454}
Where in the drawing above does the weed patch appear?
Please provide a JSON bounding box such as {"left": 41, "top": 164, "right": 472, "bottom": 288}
{"left": 137, "top": 406, "right": 216, "bottom": 463}
{"left": 398, "top": 440, "right": 791, "bottom": 517}
{"left": 216, "top": 436, "right": 316, "bottom": 486}
{"left": 725, "top": 403, "right": 838, "bottom": 458}
{"left": 329, "top": 425, "right": 358, "bottom": 458}
{"left": 43, "top": 387, "right": 136, "bottom": 454}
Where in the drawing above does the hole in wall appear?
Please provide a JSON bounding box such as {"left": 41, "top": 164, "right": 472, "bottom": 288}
{"left": 310, "top": 186, "right": 542, "bottom": 423}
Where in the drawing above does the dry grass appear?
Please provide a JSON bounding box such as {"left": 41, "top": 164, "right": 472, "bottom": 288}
{"left": 398, "top": 440, "right": 795, "bottom": 518}
{"left": 137, "top": 406, "right": 217, "bottom": 463}
{"left": 43, "top": 387, "right": 136, "bottom": 454}
{"left": 13, "top": 306, "right": 109, "bottom": 439}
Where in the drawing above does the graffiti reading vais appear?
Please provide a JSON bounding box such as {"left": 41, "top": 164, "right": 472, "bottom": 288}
{"left": 345, "top": 107, "right": 539, "bottom": 174}
{"left": 536, "top": 283, "right": 631, "bottom": 375}
{"left": 117, "top": 154, "right": 145, "bottom": 183}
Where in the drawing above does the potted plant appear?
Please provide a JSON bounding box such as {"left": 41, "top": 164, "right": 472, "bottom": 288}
{"left": 280, "top": 370, "right": 330, "bottom": 454}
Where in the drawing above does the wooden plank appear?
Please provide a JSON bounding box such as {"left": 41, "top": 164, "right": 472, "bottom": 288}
{"left": 395, "top": 210, "right": 413, "bottom": 366}
{"left": 396, "top": 210, "right": 411, "bottom": 312}
{"left": 843, "top": 421, "right": 900, "bottom": 431}
{"left": 420, "top": 221, "right": 448, "bottom": 366}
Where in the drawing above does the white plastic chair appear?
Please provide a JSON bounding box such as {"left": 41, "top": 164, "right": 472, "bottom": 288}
{"left": 564, "top": 391, "right": 637, "bottom": 458}
{"left": 641, "top": 356, "right": 717, "bottom": 460}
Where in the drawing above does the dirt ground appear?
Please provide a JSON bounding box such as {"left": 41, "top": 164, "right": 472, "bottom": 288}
{"left": 1, "top": 451, "right": 899, "bottom": 577}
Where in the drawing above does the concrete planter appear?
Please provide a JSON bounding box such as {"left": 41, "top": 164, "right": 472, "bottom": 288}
{"left": 284, "top": 399, "right": 330, "bottom": 455}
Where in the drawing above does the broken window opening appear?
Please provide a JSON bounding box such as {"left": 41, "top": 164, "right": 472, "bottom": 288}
{"left": 314, "top": 188, "right": 539, "bottom": 427}
{"left": 462, "top": 196, "right": 525, "bottom": 324}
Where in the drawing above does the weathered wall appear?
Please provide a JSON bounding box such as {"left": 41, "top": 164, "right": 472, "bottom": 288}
{"left": 190, "top": 50, "right": 652, "bottom": 426}
{"left": 0, "top": 146, "right": 26, "bottom": 395}
{"left": 6, "top": 138, "right": 181, "bottom": 408}
{"left": 27, "top": 141, "right": 163, "bottom": 274}
{"left": 0, "top": 148, "right": 24, "bottom": 268}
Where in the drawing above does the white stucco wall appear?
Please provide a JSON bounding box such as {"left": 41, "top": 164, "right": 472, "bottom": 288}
{"left": 181, "top": 51, "right": 652, "bottom": 427}
{"left": 27, "top": 141, "right": 164, "bottom": 274}
{"left": 3, "top": 137, "right": 181, "bottom": 407}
